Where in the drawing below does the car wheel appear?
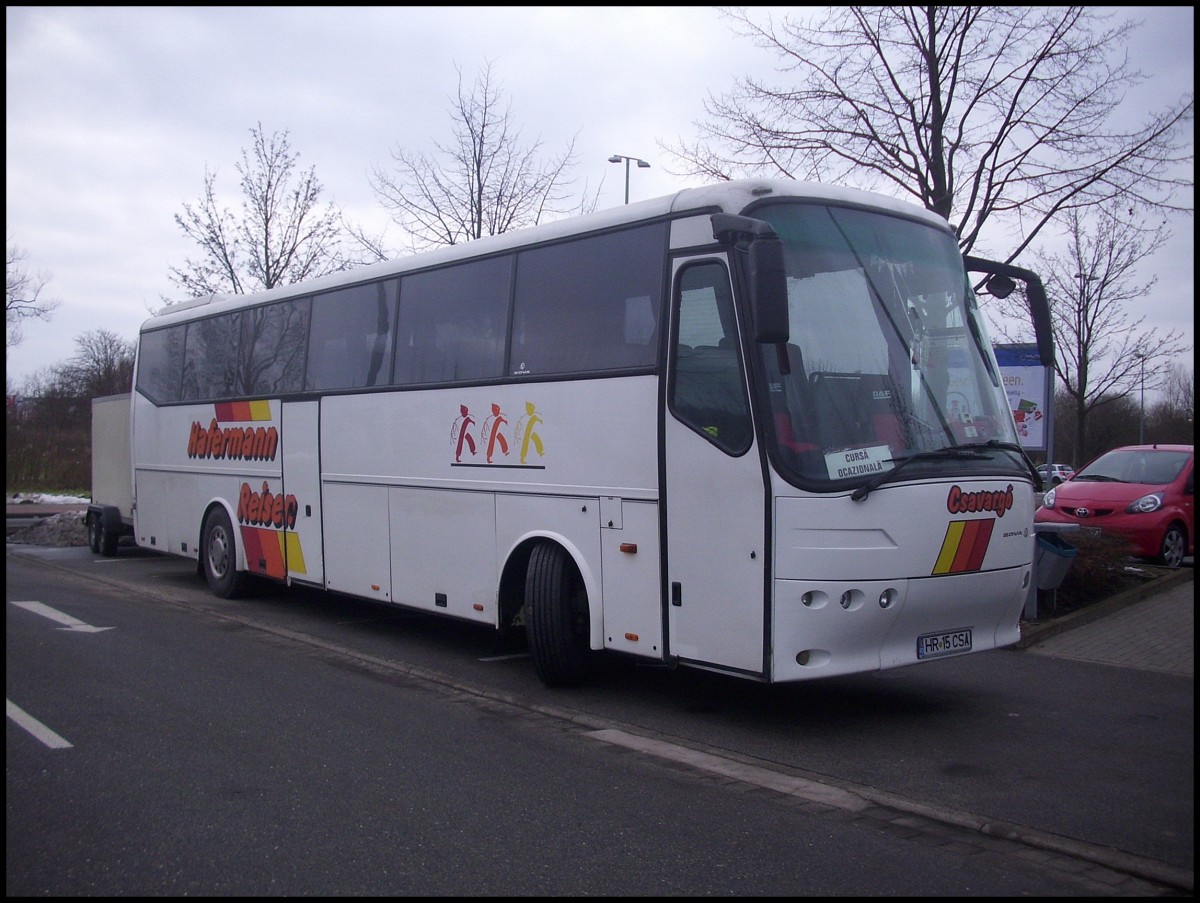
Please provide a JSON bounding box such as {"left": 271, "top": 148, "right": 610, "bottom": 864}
{"left": 1158, "top": 524, "right": 1187, "bottom": 569}
{"left": 1156, "top": 525, "right": 1185, "bottom": 566}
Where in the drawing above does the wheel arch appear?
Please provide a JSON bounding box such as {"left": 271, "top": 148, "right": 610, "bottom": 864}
{"left": 499, "top": 531, "right": 602, "bottom": 650}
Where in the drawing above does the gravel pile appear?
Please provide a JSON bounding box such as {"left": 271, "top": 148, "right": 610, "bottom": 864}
{"left": 7, "top": 511, "right": 90, "bottom": 547}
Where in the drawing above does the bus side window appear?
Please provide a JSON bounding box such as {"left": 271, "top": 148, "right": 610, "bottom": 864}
{"left": 136, "top": 324, "right": 185, "bottom": 403}
{"left": 307, "top": 280, "right": 397, "bottom": 390}
{"left": 670, "top": 262, "right": 752, "bottom": 454}
{"left": 511, "top": 223, "right": 665, "bottom": 376}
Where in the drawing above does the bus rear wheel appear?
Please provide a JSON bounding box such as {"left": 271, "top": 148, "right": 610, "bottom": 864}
{"left": 525, "top": 542, "right": 594, "bottom": 687}
{"left": 202, "top": 507, "right": 247, "bottom": 598}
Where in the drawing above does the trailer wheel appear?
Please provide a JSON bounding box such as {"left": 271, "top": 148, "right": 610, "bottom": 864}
{"left": 98, "top": 521, "right": 119, "bottom": 557}
{"left": 525, "top": 542, "right": 594, "bottom": 687}
{"left": 86, "top": 514, "right": 102, "bottom": 554}
{"left": 202, "top": 507, "right": 247, "bottom": 598}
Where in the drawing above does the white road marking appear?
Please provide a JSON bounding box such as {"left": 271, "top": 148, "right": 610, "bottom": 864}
{"left": 6, "top": 699, "right": 73, "bottom": 749}
{"left": 9, "top": 600, "right": 114, "bottom": 633}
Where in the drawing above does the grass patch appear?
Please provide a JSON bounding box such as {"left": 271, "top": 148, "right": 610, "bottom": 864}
{"left": 1037, "top": 530, "right": 1161, "bottom": 619}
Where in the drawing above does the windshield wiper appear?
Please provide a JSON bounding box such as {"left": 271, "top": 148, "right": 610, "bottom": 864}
{"left": 975, "top": 439, "right": 1041, "bottom": 486}
{"left": 851, "top": 439, "right": 1034, "bottom": 501}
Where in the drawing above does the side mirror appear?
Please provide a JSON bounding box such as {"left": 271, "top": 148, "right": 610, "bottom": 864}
{"left": 964, "top": 256, "right": 1054, "bottom": 368}
{"left": 711, "top": 213, "right": 790, "bottom": 344}
{"left": 985, "top": 274, "right": 1016, "bottom": 299}
{"left": 748, "top": 235, "right": 789, "bottom": 343}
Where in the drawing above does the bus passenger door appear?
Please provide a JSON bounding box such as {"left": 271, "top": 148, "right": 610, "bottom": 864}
{"left": 281, "top": 400, "right": 323, "bottom": 586}
{"left": 664, "top": 259, "right": 768, "bottom": 676}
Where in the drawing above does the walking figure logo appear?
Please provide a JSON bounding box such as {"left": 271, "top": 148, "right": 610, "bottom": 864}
{"left": 482, "top": 403, "right": 510, "bottom": 463}
{"left": 516, "top": 401, "right": 544, "bottom": 464}
{"left": 451, "top": 400, "right": 544, "bottom": 467}
{"left": 452, "top": 404, "right": 476, "bottom": 462}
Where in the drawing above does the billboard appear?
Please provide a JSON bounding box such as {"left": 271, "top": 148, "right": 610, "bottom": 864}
{"left": 993, "top": 344, "right": 1052, "bottom": 453}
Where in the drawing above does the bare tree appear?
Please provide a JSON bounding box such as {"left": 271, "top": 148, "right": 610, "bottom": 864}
{"left": 994, "top": 206, "right": 1189, "bottom": 461}
{"left": 169, "top": 124, "right": 361, "bottom": 299}
{"left": 6, "top": 238, "right": 60, "bottom": 348}
{"left": 669, "top": 7, "right": 1193, "bottom": 259}
{"left": 366, "top": 61, "right": 599, "bottom": 255}
{"left": 1159, "top": 361, "right": 1195, "bottom": 415}
{"left": 1146, "top": 362, "right": 1195, "bottom": 445}
{"left": 51, "top": 328, "right": 136, "bottom": 399}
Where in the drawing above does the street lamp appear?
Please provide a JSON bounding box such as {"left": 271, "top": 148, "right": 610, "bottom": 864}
{"left": 608, "top": 154, "right": 650, "bottom": 204}
{"left": 1135, "top": 352, "right": 1146, "bottom": 444}
{"left": 1074, "top": 270, "right": 1091, "bottom": 300}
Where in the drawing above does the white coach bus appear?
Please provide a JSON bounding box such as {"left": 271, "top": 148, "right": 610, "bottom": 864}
{"left": 128, "top": 179, "right": 1053, "bottom": 686}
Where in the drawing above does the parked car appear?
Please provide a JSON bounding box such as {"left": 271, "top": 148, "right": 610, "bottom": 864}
{"left": 1035, "top": 444, "right": 1194, "bottom": 568}
{"left": 1036, "top": 463, "right": 1075, "bottom": 486}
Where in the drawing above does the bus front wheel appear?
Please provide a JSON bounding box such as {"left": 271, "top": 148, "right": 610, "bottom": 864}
{"left": 525, "top": 542, "right": 594, "bottom": 687}
{"left": 202, "top": 507, "right": 247, "bottom": 599}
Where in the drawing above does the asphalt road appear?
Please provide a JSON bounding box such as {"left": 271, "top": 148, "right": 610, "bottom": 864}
{"left": 6, "top": 541, "right": 1194, "bottom": 895}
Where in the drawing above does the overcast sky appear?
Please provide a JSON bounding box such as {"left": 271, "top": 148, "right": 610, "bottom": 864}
{"left": 6, "top": 6, "right": 1194, "bottom": 393}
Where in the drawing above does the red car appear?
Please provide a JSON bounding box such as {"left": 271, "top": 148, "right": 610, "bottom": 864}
{"left": 1035, "top": 444, "right": 1194, "bottom": 568}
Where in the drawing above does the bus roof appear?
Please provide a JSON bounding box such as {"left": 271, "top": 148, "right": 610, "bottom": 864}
{"left": 144, "top": 178, "right": 949, "bottom": 331}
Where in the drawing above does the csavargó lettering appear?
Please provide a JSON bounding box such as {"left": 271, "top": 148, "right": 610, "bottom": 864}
{"left": 946, "top": 484, "right": 1014, "bottom": 518}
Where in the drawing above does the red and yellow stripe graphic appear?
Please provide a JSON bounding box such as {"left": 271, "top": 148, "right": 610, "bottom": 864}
{"left": 932, "top": 519, "right": 994, "bottom": 575}
{"left": 239, "top": 526, "right": 307, "bottom": 579}
{"left": 215, "top": 400, "right": 272, "bottom": 422}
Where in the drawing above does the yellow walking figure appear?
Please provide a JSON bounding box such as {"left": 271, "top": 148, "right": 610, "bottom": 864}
{"left": 517, "top": 401, "right": 544, "bottom": 464}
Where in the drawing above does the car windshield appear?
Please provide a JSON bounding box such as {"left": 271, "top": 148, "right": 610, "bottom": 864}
{"left": 1075, "top": 449, "right": 1191, "bottom": 485}
{"left": 752, "top": 201, "right": 1024, "bottom": 489}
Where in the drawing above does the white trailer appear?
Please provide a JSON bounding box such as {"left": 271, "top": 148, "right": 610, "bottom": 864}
{"left": 84, "top": 392, "right": 134, "bottom": 556}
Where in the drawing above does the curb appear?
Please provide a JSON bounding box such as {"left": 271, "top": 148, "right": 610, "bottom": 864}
{"left": 1017, "top": 567, "right": 1194, "bottom": 649}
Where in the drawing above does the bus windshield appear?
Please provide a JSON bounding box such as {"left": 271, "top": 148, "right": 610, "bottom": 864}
{"left": 754, "top": 202, "right": 1022, "bottom": 488}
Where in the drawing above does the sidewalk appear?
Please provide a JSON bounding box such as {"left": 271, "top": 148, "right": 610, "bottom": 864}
{"left": 1019, "top": 568, "right": 1194, "bottom": 677}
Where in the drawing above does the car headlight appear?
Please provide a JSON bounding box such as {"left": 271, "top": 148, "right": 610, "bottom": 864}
{"left": 1042, "top": 488, "right": 1056, "bottom": 508}
{"left": 1126, "top": 492, "right": 1164, "bottom": 514}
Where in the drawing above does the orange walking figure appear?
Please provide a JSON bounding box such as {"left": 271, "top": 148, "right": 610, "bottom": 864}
{"left": 483, "top": 402, "right": 510, "bottom": 463}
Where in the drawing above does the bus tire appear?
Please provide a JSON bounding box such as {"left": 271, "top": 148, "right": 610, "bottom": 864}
{"left": 202, "top": 507, "right": 247, "bottom": 599}
{"left": 525, "top": 542, "right": 594, "bottom": 687}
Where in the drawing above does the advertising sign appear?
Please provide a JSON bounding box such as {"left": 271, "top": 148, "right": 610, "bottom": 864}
{"left": 994, "top": 344, "right": 1051, "bottom": 453}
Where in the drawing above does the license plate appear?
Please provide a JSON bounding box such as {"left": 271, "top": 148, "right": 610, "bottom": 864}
{"left": 917, "top": 628, "right": 973, "bottom": 660}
